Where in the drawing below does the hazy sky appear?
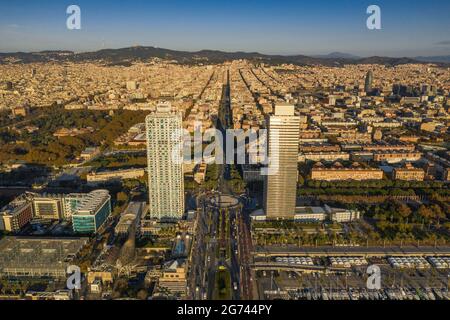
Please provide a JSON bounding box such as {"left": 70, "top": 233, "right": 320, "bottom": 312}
{"left": 1, "top": 0, "right": 450, "bottom": 57}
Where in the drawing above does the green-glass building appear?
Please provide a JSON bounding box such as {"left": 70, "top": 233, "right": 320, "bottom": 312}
{"left": 72, "top": 190, "right": 111, "bottom": 234}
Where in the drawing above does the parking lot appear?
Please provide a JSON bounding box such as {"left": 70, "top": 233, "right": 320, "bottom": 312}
{"left": 256, "top": 256, "right": 450, "bottom": 300}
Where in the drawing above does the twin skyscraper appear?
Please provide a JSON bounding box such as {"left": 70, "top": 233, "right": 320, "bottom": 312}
{"left": 263, "top": 103, "right": 301, "bottom": 220}
{"left": 146, "top": 102, "right": 300, "bottom": 221}
{"left": 146, "top": 102, "right": 185, "bottom": 220}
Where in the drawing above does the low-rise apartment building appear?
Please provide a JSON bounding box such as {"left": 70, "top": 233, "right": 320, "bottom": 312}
{"left": 393, "top": 164, "right": 425, "bottom": 181}
{"left": 86, "top": 168, "right": 145, "bottom": 185}
{"left": 310, "top": 162, "right": 384, "bottom": 181}
{"left": 373, "top": 151, "right": 422, "bottom": 163}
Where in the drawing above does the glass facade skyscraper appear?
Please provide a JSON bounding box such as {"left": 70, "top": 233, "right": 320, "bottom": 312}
{"left": 263, "top": 103, "right": 300, "bottom": 220}
{"left": 146, "top": 102, "right": 185, "bottom": 220}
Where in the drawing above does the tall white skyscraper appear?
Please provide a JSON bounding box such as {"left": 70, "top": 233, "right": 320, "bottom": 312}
{"left": 263, "top": 103, "right": 300, "bottom": 219}
{"left": 146, "top": 102, "right": 185, "bottom": 220}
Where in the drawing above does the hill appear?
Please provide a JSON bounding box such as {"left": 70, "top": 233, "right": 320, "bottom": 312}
{"left": 1, "top": 46, "right": 446, "bottom": 67}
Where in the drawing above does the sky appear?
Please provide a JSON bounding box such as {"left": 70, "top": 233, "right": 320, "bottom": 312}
{"left": 0, "top": 0, "right": 450, "bottom": 57}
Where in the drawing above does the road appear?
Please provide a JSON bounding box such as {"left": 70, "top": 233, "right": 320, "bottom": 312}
{"left": 189, "top": 68, "right": 259, "bottom": 300}
{"left": 190, "top": 69, "right": 251, "bottom": 300}
{"left": 188, "top": 194, "right": 208, "bottom": 299}
{"left": 237, "top": 205, "right": 255, "bottom": 299}
{"left": 216, "top": 70, "right": 242, "bottom": 300}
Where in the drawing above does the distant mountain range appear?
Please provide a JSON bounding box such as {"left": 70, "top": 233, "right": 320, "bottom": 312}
{"left": 312, "top": 52, "right": 361, "bottom": 59}
{"left": 414, "top": 55, "right": 450, "bottom": 63}
{"left": 1, "top": 46, "right": 449, "bottom": 67}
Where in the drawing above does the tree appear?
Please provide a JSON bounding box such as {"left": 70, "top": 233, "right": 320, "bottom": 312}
{"left": 137, "top": 289, "right": 149, "bottom": 300}
{"left": 431, "top": 204, "right": 445, "bottom": 227}
{"left": 113, "top": 278, "right": 129, "bottom": 297}
{"left": 123, "top": 179, "right": 140, "bottom": 191}
{"left": 417, "top": 205, "right": 434, "bottom": 229}
{"left": 116, "top": 192, "right": 128, "bottom": 205}
{"left": 298, "top": 174, "right": 305, "bottom": 186}
{"left": 397, "top": 203, "right": 412, "bottom": 223}
{"left": 443, "top": 222, "right": 450, "bottom": 232}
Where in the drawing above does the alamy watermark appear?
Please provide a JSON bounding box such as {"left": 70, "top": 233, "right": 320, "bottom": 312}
{"left": 366, "top": 265, "right": 381, "bottom": 290}
{"left": 66, "top": 5, "right": 81, "bottom": 30}
{"left": 66, "top": 5, "right": 380, "bottom": 31}
{"left": 366, "top": 5, "right": 381, "bottom": 30}
{"left": 167, "top": 122, "right": 280, "bottom": 176}
{"left": 66, "top": 265, "right": 81, "bottom": 290}
{"left": 65, "top": 5, "right": 381, "bottom": 33}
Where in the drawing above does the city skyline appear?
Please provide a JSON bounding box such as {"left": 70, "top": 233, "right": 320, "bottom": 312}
{"left": 1, "top": 48, "right": 449, "bottom": 303}
{"left": 0, "top": 0, "right": 449, "bottom": 305}
{"left": 1, "top": 0, "right": 450, "bottom": 57}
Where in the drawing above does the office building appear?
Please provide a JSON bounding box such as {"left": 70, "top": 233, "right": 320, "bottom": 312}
{"left": 32, "top": 196, "right": 64, "bottom": 220}
{"left": 294, "top": 207, "right": 327, "bottom": 222}
{"left": 115, "top": 202, "right": 144, "bottom": 236}
{"left": 0, "top": 200, "right": 33, "bottom": 233}
{"left": 252, "top": 205, "right": 360, "bottom": 223}
{"left": 146, "top": 102, "right": 185, "bottom": 220}
{"left": 263, "top": 103, "right": 300, "bottom": 219}
{"left": 72, "top": 190, "right": 112, "bottom": 234}
{"left": 365, "top": 70, "right": 373, "bottom": 94}
{"left": 157, "top": 259, "right": 188, "bottom": 297}
{"left": 62, "top": 193, "right": 86, "bottom": 219}
{"left": 0, "top": 190, "right": 112, "bottom": 233}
